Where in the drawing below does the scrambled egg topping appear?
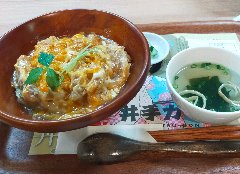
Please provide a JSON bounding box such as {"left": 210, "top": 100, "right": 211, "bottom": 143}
{"left": 12, "top": 33, "right": 131, "bottom": 120}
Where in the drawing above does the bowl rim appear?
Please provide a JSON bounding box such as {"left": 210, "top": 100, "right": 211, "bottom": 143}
{"left": 166, "top": 46, "right": 240, "bottom": 116}
{"left": 0, "top": 9, "right": 150, "bottom": 132}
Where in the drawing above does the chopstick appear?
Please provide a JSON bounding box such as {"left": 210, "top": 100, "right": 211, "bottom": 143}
{"left": 148, "top": 125, "right": 240, "bottom": 142}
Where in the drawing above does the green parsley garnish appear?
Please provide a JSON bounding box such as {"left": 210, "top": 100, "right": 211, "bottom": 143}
{"left": 150, "top": 45, "right": 158, "bottom": 59}
{"left": 46, "top": 68, "right": 60, "bottom": 91}
{"left": 25, "top": 44, "right": 102, "bottom": 91}
{"left": 24, "top": 67, "right": 44, "bottom": 85}
{"left": 24, "top": 52, "right": 60, "bottom": 91}
{"left": 38, "top": 52, "right": 54, "bottom": 66}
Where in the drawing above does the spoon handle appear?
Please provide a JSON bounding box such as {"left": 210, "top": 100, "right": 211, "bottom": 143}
{"left": 141, "top": 141, "right": 240, "bottom": 154}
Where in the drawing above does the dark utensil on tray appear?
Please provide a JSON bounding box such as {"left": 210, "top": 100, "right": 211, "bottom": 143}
{"left": 77, "top": 133, "right": 240, "bottom": 163}
{"left": 149, "top": 61, "right": 162, "bottom": 74}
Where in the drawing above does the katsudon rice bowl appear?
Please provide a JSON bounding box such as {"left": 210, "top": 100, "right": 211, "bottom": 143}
{"left": 12, "top": 33, "right": 131, "bottom": 120}
{"left": 0, "top": 9, "right": 150, "bottom": 132}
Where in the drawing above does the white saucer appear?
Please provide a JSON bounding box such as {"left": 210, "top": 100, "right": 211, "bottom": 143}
{"left": 143, "top": 32, "right": 170, "bottom": 65}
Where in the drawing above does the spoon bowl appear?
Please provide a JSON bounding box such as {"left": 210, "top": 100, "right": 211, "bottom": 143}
{"left": 77, "top": 133, "right": 141, "bottom": 163}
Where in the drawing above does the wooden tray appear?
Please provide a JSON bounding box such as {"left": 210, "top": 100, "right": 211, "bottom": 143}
{"left": 1, "top": 21, "right": 240, "bottom": 174}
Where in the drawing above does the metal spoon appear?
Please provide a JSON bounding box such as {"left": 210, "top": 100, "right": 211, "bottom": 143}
{"left": 77, "top": 133, "right": 240, "bottom": 163}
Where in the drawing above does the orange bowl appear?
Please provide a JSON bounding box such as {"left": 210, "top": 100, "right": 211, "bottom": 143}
{"left": 0, "top": 9, "right": 150, "bottom": 132}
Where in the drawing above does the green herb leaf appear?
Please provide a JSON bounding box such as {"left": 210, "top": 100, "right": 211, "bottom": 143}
{"left": 46, "top": 68, "right": 60, "bottom": 91}
{"left": 38, "top": 52, "right": 54, "bottom": 67}
{"left": 24, "top": 67, "right": 44, "bottom": 85}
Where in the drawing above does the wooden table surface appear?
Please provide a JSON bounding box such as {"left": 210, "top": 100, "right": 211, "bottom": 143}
{"left": 1, "top": 0, "right": 240, "bottom": 173}
{"left": 1, "top": 0, "right": 240, "bottom": 36}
